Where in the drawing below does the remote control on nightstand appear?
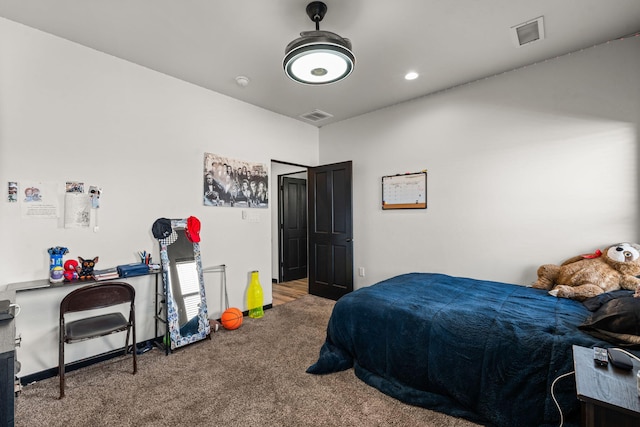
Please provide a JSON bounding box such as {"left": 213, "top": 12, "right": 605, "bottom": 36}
{"left": 593, "top": 347, "right": 608, "bottom": 367}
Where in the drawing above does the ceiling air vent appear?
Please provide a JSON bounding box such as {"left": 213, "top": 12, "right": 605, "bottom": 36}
{"left": 511, "top": 16, "right": 545, "bottom": 47}
{"left": 299, "top": 109, "right": 333, "bottom": 122}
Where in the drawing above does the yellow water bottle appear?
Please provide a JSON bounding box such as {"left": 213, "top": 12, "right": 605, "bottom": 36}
{"left": 247, "top": 270, "right": 264, "bottom": 318}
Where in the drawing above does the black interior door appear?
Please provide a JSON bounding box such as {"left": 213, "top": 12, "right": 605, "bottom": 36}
{"left": 308, "top": 161, "right": 353, "bottom": 300}
{"left": 281, "top": 177, "right": 307, "bottom": 282}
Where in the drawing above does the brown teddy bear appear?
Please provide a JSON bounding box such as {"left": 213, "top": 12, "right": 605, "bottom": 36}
{"left": 532, "top": 242, "right": 640, "bottom": 301}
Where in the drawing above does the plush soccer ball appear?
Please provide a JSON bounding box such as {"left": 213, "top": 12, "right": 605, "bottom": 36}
{"left": 532, "top": 242, "right": 640, "bottom": 301}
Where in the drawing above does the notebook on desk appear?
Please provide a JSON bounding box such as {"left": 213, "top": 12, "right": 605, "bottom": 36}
{"left": 117, "top": 263, "right": 150, "bottom": 278}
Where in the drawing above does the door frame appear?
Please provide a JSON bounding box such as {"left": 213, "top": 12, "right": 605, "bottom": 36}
{"left": 277, "top": 172, "right": 308, "bottom": 282}
{"left": 272, "top": 160, "right": 309, "bottom": 284}
{"left": 271, "top": 159, "right": 354, "bottom": 299}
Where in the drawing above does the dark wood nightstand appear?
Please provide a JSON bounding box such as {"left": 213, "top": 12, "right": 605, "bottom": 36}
{"left": 573, "top": 345, "right": 640, "bottom": 427}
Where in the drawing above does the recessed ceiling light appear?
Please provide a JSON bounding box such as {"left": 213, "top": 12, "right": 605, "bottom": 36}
{"left": 405, "top": 72, "right": 419, "bottom": 81}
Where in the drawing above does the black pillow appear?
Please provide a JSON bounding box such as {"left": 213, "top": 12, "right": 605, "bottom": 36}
{"left": 579, "top": 291, "right": 640, "bottom": 346}
{"left": 582, "top": 290, "right": 635, "bottom": 312}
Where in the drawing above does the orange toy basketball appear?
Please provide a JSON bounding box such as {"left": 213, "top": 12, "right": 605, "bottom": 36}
{"left": 220, "top": 307, "right": 243, "bottom": 330}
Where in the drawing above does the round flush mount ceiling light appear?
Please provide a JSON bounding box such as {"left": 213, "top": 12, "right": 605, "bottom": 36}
{"left": 283, "top": 1, "right": 355, "bottom": 85}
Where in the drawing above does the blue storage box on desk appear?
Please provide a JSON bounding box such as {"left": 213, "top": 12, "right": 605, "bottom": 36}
{"left": 117, "top": 263, "right": 150, "bottom": 278}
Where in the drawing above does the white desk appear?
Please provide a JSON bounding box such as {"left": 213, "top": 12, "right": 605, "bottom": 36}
{"left": 9, "top": 274, "right": 159, "bottom": 379}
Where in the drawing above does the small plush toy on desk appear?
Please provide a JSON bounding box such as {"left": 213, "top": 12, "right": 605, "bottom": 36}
{"left": 47, "top": 246, "right": 69, "bottom": 283}
{"left": 78, "top": 256, "right": 99, "bottom": 280}
{"left": 63, "top": 259, "right": 79, "bottom": 282}
{"left": 49, "top": 266, "right": 64, "bottom": 283}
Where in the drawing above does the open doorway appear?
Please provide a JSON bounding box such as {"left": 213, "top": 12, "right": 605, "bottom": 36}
{"left": 271, "top": 160, "right": 309, "bottom": 304}
{"left": 280, "top": 174, "right": 308, "bottom": 281}
{"left": 271, "top": 159, "right": 354, "bottom": 303}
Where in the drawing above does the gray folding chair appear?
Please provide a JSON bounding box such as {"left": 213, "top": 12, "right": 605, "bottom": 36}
{"left": 59, "top": 282, "right": 136, "bottom": 398}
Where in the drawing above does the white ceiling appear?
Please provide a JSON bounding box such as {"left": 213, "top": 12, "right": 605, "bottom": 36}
{"left": 1, "top": 1, "right": 639, "bottom": 127}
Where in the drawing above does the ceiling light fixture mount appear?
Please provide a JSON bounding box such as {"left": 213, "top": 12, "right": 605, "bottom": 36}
{"left": 235, "top": 75, "right": 250, "bottom": 87}
{"left": 283, "top": 1, "right": 355, "bottom": 85}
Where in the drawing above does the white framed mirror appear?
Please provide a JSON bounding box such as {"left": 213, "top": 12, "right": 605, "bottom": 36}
{"left": 157, "top": 218, "right": 210, "bottom": 349}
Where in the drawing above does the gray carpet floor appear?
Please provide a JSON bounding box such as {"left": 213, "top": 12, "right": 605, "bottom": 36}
{"left": 15, "top": 294, "right": 480, "bottom": 426}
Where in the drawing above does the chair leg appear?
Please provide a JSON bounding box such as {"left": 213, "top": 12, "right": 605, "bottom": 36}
{"left": 59, "top": 337, "right": 65, "bottom": 399}
{"left": 125, "top": 326, "right": 131, "bottom": 356}
{"left": 132, "top": 323, "right": 137, "bottom": 374}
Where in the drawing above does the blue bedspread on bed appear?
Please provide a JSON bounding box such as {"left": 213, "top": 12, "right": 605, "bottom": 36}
{"left": 307, "top": 273, "right": 610, "bottom": 427}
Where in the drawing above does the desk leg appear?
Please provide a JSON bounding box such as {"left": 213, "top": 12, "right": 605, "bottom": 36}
{"left": 153, "top": 273, "right": 169, "bottom": 355}
{"left": 582, "top": 402, "right": 595, "bottom": 427}
{"left": 582, "top": 401, "right": 640, "bottom": 427}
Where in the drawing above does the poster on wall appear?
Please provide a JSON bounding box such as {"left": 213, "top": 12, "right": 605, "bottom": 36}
{"left": 203, "top": 153, "right": 268, "bottom": 208}
{"left": 64, "top": 193, "right": 91, "bottom": 228}
{"left": 20, "top": 182, "right": 59, "bottom": 218}
{"left": 7, "top": 182, "right": 18, "bottom": 203}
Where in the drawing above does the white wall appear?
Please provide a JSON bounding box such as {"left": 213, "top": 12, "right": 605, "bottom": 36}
{"left": 0, "top": 18, "right": 318, "bottom": 376}
{"left": 3, "top": 16, "right": 639, "bottom": 376}
{"left": 320, "top": 36, "right": 640, "bottom": 289}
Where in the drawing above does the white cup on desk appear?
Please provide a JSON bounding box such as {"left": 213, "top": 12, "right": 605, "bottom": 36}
{"left": 9, "top": 303, "right": 20, "bottom": 317}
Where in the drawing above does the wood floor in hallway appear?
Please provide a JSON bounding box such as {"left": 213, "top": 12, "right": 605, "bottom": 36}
{"left": 272, "top": 278, "right": 308, "bottom": 306}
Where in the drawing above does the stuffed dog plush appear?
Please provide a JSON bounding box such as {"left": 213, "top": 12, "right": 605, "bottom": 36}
{"left": 532, "top": 242, "right": 640, "bottom": 301}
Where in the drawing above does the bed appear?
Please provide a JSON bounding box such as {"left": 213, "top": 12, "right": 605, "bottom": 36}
{"left": 307, "top": 272, "right": 627, "bottom": 427}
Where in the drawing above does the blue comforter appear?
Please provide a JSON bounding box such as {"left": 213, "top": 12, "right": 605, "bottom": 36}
{"left": 307, "top": 273, "right": 609, "bottom": 427}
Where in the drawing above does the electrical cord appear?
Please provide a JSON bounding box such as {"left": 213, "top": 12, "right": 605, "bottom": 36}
{"left": 614, "top": 347, "right": 640, "bottom": 363}
{"left": 550, "top": 370, "right": 575, "bottom": 427}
